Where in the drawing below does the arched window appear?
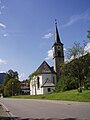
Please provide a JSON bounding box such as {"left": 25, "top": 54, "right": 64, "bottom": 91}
{"left": 37, "top": 77, "right": 40, "bottom": 89}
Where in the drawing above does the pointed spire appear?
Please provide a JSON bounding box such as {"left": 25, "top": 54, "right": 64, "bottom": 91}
{"left": 55, "top": 19, "right": 61, "bottom": 44}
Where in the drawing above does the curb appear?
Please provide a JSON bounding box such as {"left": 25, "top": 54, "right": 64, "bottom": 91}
{"left": 0, "top": 102, "right": 16, "bottom": 120}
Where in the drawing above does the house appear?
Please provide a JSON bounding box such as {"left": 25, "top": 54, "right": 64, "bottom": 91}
{"left": 30, "top": 21, "right": 64, "bottom": 95}
{"left": 20, "top": 81, "right": 30, "bottom": 94}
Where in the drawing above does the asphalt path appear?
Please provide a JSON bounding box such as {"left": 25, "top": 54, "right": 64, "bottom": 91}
{"left": 0, "top": 98, "right": 90, "bottom": 120}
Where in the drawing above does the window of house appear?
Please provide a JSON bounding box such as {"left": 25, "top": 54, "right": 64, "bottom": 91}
{"left": 37, "top": 77, "right": 40, "bottom": 89}
{"left": 48, "top": 88, "right": 51, "bottom": 92}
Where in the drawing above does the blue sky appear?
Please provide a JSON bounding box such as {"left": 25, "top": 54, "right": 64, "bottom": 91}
{"left": 0, "top": 0, "right": 90, "bottom": 81}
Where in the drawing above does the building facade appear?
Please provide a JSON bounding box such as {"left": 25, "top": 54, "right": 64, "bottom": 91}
{"left": 30, "top": 61, "right": 56, "bottom": 95}
{"left": 30, "top": 21, "right": 64, "bottom": 95}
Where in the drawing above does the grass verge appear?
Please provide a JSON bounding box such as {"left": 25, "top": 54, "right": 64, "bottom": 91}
{"left": 10, "top": 89, "right": 90, "bottom": 102}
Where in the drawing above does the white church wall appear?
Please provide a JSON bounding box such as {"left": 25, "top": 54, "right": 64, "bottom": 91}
{"left": 51, "top": 74, "right": 57, "bottom": 84}
{"left": 30, "top": 75, "right": 44, "bottom": 95}
{"left": 36, "top": 75, "right": 43, "bottom": 95}
{"left": 30, "top": 80, "right": 35, "bottom": 95}
{"left": 30, "top": 83, "right": 35, "bottom": 95}
{"left": 30, "top": 73, "right": 56, "bottom": 95}
{"left": 42, "top": 74, "right": 56, "bottom": 84}
{"left": 42, "top": 74, "right": 52, "bottom": 83}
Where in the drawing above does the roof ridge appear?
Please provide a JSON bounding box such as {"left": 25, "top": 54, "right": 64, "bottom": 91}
{"left": 35, "top": 61, "right": 55, "bottom": 74}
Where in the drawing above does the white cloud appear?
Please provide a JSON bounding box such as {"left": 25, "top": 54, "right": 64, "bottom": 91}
{"left": 45, "top": 48, "right": 66, "bottom": 61}
{"left": 0, "top": 59, "right": 7, "bottom": 64}
{"left": 63, "top": 10, "right": 90, "bottom": 27}
{"left": 0, "top": 22, "right": 6, "bottom": 28}
{"left": 1, "top": 5, "right": 5, "bottom": 10}
{"left": 45, "top": 49, "right": 53, "bottom": 60}
{"left": 64, "top": 48, "right": 66, "bottom": 51}
{"left": 3, "top": 33, "right": 8, "bottom": 37}
{"left": 43, "top": 32, "right": 53, "bottom": 39}
{"left": 0, "top": 5, "right": 5, "bottom": 15}
{"left": 0, "top": 71, "right": 5, "bottom": 73}
{"left": 19, "top": 73, "right": 25, "bottom": 81}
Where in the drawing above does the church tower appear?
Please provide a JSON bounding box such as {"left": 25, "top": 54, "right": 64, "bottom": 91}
{"left": 52, "top": 20, "right": 64, "bottom": 81}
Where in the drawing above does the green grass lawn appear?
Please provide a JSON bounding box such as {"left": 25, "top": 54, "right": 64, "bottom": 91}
{"left": 10, "top": 89, "right": 90, "bottom": 102}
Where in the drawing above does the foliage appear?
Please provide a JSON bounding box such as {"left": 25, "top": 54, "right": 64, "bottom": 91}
{"left": 3, "top": 70, "right": 18, "bottom": 86}
{"left": 3, "top": 69, "right": 20, "bottom": 97}
{"left": 4, "top": 79, "right": 12, "bottom": 96}
{"left": 56, "top": 75, "right": 76, "bottom": 92}
{"left": 29, "top": 71, "right": 38, "bottom": 81}
{"left": 67, "top": 41, "right": 87, "bottom": 59}
{"left": 87, "top": 30, "right": 90, "bottom": 39}
{"left": 56, "top": 42, "right": 90, "bottom": 93}
{"left": 84, "top": 77, "right": 90, "bottom": 90}
{"left": 0, "top": 84, "right": 4, "bottom": 94}
{"left": 65, "top": 42, "right": 90, "bottom": 92}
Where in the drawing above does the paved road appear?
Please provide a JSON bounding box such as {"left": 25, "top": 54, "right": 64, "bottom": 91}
{"left": 0, "top": 98, "right": 90, "bottom": 120}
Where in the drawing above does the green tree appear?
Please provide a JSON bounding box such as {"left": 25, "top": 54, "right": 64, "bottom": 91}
{"left": 87, "top": 30, "right": 90, "bottom": 39}
{"left": 56, "top": 75, "right": 76, "bottom": 92}
{"left": 29, "top": 71, "right": 38, "bottom": 81}
{"left": 3, "top": 73, "right": 11, "bottom": 86}
{"left": 3, "top": 69, "right": 20, "bottom": 96}
{"left": 4, "top": 79, "right": 12, "bottom": 96}
{"left": 0, "top": 84, "right": 4, "bottom": 94}
{"left": 3, "top": 69, "right": 18, "bottom": 86}
{"left": 66, "top": 42, "right": 89, "bottom": 92}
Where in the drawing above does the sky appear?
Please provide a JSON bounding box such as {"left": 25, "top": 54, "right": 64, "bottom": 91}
{"left": 0, "top": 0, "right": 90, "bottom": 81}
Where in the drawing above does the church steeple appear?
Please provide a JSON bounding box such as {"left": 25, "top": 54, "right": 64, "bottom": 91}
{"left": 52, "top": 20, "right": 64, "bottom": 81}
{"left": 55, "top": 20, "right": 61, "bottom": 44}
{"left": 54, "top": 19, "right": 63, "bottom": 45}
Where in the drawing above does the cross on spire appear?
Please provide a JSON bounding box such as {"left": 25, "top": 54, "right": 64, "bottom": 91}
{"left": 55, "top": 19, "right": 57, "bottom": 26}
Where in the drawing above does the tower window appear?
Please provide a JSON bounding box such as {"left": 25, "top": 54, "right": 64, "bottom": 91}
{"left": 58, "top": 51, "right": 61, "bottom": 57}
{"left": 37, "top": 77, "right": 40, "bottom": 89}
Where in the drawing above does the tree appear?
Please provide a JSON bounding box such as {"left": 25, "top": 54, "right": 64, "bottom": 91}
{"left": 66, "top": 42, "right": 89, "bottom": 92}
{"left": 3, "top": 69, "right": 20, "bottom": 96}
{"left": 87, "top": 30, "right": 90, "bottom": 39}
{"left": 56, "top": 75, "right": 76, "bottom": 92}
{"left": 3, "top": 69, "right": 18, "bottom": 86}
{"left": 29, "top": 71, "right": 38, "bottom": 81}
{"left": 0, "top": 84, "right": 4, "bottom": 94}
{"left": 4, "top": 79, "right": 12, "bottom": 96}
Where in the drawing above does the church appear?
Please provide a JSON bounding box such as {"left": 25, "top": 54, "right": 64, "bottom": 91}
{"left": 30, "top": 21, "right": 64, "bottom": 95}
